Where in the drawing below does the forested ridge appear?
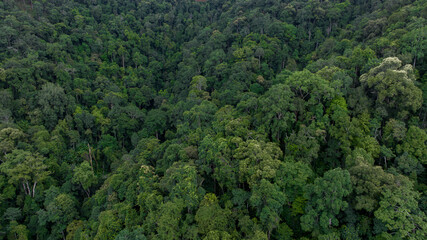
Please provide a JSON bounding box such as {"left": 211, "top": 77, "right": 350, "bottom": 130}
{"left": 0, "top": 0, "right": 426, "bottom": 239}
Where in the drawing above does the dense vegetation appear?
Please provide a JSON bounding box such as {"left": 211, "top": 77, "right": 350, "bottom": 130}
{"left": 0, "top": 0, "right": 427, "bottom": 239}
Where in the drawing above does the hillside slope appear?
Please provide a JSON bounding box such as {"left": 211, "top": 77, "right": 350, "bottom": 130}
{"left": 0, "top": 0, "right": 426, "bottom": 239}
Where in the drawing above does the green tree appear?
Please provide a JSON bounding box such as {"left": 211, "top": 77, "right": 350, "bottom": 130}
{"left": 360, "top": 57, "right": 422, "bottom": 118}
{"left": 37, "top": 82, "right": 71, "bottom": 129}
{"left": 38, "top": 193, "right": 78, "bottom": 239}
{"left": 115, "top": 228, "right": 146, "bottom": 240}
{"left": 283, "top": 70, "right": 335, "bottom": 119}
{"left": 183, "top": 100, "right": 218, "bottom": 129}
{"left": 198, "top": 135, "right": 237, "bottom": 191}
{"left": 144, "top": 109, "right": 168, "bottom": 139}
{"left": 7, "top": 221, "right": 29, "bottom": 240}
{"left": 301, "top": 168, "right": 352, "bottom": 236}
{"left": 397, "top": 126, "right": 427, "bottom": 164}
{"left": 155, "top": 199, "right": 185, "bottom": 240}
{"left": 72, "top": 161, "right": 96, "bottom": 197}
{"left": 250, "top": 179, "right": 287, "bottom": 239}
{"left": 374, "top": 176, "right": 427, "bottom": 238}
{"left": 285, "top": 125, "right": 321, "bottom": 164}
{"left": 401, "top": 17, "right": 426, "bottom": 68}
{"left": 161, "top": 162, "right": 203, "bottom": 211}
{"left": 233, "top": 138, "right": 282, "bottom": 187}
{"left": 0, "top": 150, "right": 50, "bottom": 197}
{"left": 275, "top": 160, "right": 313, "bottom": 204}
{"left": 258, "top": 84, "right": 295, "bottom": 142}
{"left": 94, "top": 210, "right": 123, "bottom": 240}
{"left": 188, "top": 75, "right": 210, "bottom": 102}
{"left": 0, "top": 127, "right": 25, "bottom": 156}
{"left": 347, "top": 149, "right": 394, "bottom": 212}
{"left": 195, "top": 193, "right": 231, "bottom": 236}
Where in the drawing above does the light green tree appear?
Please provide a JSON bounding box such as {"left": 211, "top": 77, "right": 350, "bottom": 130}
{"left": 360, "top": 57, "right": 422, "bottom": 118}
{"left": 0, "top": 150, "right": 50, "bottom": 197}
{"left": 72, "top": 161, "right": 96, "bottom": 197}
{"left": 233, "top": 138, "right": 282, "bottom": 187}
{"left": 195, "top": 193, "right": 231, "bottom": 236}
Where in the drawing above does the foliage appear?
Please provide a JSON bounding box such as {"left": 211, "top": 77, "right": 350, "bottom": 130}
{"left": 0, "top": 0, "right": 426, "bottom": 239}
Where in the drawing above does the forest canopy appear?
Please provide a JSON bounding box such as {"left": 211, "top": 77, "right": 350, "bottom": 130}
{"left": 0, "top": 0, "right": 426, "bottom": 239}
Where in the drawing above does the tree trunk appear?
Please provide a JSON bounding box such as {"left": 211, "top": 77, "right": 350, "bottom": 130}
{"left": 32, "top": 182, "right": 37, "bottom": 197}
{"left": 26, "top": 181, "right": 31, "bottom": 196}
{"left": 88, "top": 143, "right": 94, "bottom": 171}
{"left": 22, "top": 182, "right": 28, "bottom": 195}
{"left": 83, "top": 184, "right": 90, "bottom": 198}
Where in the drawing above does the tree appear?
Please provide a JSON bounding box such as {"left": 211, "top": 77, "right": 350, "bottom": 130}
{"left": 72, "top": 161, "right": 96, "bottom": 197}
{"left": 115, "top": 228, "right": 146, "bottom": 240}
{"left": 203, "top": 230, "right": 232, "bottom": 240}
{"left": 0, "top": 89, "right": 13, "bottom": 124}
{"left": 327, "top": 97, "right": 352, "bottom": 155}
{"left": 382, "top": 119, "right": 406, "bottom": 147}
{"left": 0, "top": 127, "right": 25, "bottom": 156}
{"left": 360, "top": 57, "right": 422, "bottom": 118}
{"left": 38, "top": 192, "right": 78, "bottom": 239}
{"left": 401, "top": 17, "right": 426, "bottom": 68}
{"left": 66, "top": 220, "right": 88, "bottom": 240}
{"left": 94, "top": 210, "right": 123, "bottom": 240}
{"left": 347, "top": 149, "right": 394, "bottom": 212}
{"left": 188, "top": 75, "right": 209, "bottom": 102}
{"left": 183, "top": 100, "right": 218, "bottom": 129}
{"left": 285, "top": 125, "right": 321, "bottom": 164}
{"left": 198, "top": 135, "right": 238, "bottom": 191}
{"left": 195, "top": 193, "right": 231, "bottom": 236}
{"left": 37, "top": 82, "right": 71, "bottom": 129}
{"left": 250, "top": 179, "right": 287, "bottom": 239}
{"left": 374, "top": 176, "right": 427, "bottom": 238}
{"left": 117, "top": 44, "right": 129, "bottom": 69}
{"left": 254, "top": 47, "right": 265, "bottom": 67}
{"left": 316, "top": 66, "right": 352, "bottom": 96}
{"left": 7, "top": 221, "right": 29, "bottom": 240}
{"left": 301, "top": 168, "right": 352, "bottom": 236}
{"left": 275, "top": 160, "right": 313, "bottom": 204}
{"left": 258, "top": 84, "right": 295, "bottom": 142}
{"left": 157, "top": 143, "right": 186, "bottom": 174}
{"left": 273, "top": 223, "right": 293, "bottom": 240}
{"left": 144, "top": 109, "right": 167, "bottom": 139}
{"left": 161, "top": 162, "right": 203, "bottom": 211}
{"left": 155, "top": 199, "right": 185, "bottom": 240}
{"left": 0, "top": 150, "right": 50, "bottom": 197}
{"left": 233, "top": 138, "right": 282, "bottom": 187}
{"left": 247, "top": 230, "right": 268, "bottom": 240}
{"left": 397, "top": 126, "right": 427, "bottom": 164}
{"left": 350, "top": 46, "right": 376, "bottom": 76}
{"left": 396, "top": 153, "right": 424, "bottom": 178}
{"left": 283, "top": 70, "right": 335, "bottom": 115}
